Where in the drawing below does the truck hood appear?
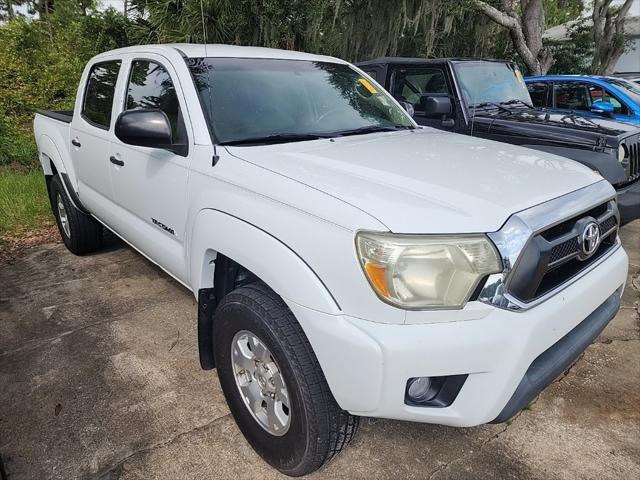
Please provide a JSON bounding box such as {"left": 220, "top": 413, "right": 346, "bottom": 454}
{"left": 226, "top": 128, "right": 602, "bottom": 233}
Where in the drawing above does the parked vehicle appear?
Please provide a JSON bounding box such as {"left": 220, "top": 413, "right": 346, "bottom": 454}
{"left": 525, "top": 75, "right": 640, "bottom": 125}
{"left": 614, "top": 72, "right": 640, "bottom": 86}
{"left": 35, "top": 45, "right": 629, "bottom": 476}
{"left": 357, "top": 58, "right": 640, "bottom": 224}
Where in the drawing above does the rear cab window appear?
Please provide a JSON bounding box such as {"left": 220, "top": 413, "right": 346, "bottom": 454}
{"left": 82, "top": 60, "right": 122, "bottom": 129}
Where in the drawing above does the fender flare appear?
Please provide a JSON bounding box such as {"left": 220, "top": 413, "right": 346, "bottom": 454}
{"left": 38, "top": 134, "right": 66, "bottom": 176}
{"left": 190, "top": 209, "right": 340, "bottom": 313}
{"left": 190, "top": 209, "right": 342, "bottom": 369}
{"left": 38, "top": 135, "right": 90, "bottom": 213}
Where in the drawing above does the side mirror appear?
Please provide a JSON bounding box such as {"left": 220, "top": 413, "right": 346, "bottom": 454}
{"left": 398, "top": 101, "right": 415, "bottom": 117}
{"left": 590, "top": 100, "right": 614, "bottom": 116}
{"left": 115, "top": 109, "right": 185, "bottom": 155}
{"left": 422, "top": 96, "right": 452, "bottom": 118}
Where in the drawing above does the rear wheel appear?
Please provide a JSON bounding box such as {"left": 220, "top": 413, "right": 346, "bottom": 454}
{"left": 50, "top": 175, "right": 103, "bottom": 255}
{"left": 213, "top": 282, "right": 358, "bottom": 476}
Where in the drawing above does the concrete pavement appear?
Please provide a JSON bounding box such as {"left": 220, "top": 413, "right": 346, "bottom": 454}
{"left": 1, "top": 222, "right": 638, "bottom": 479}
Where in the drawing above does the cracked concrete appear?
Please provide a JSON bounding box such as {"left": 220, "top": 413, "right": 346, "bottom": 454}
{"left": 0, "top": 222, "right": 638, "bottom": 479}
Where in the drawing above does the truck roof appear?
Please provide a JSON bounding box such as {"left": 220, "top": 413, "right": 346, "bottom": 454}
{"left": 91, "top": 43, "right": 347, "bottom": 65}
{"left": 356, "top": 57, "right": 510, "bottom": 66}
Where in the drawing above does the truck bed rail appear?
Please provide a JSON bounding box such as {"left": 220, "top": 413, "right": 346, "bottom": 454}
{"left": 37, "top": 110, "right": 73, "bottom": 124}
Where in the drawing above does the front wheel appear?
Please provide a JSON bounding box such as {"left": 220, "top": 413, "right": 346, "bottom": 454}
{"left": 213, "top": 282, "right": 358, "bottom": 476}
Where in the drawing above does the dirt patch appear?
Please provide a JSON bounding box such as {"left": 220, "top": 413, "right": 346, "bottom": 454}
{"left": 0, "top": 225, "right": 60, "bottom": 264}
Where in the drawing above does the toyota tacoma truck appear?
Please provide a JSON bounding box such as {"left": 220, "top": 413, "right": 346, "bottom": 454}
{"left": 357, "top": 57, "right": 640, "bottom": 224}
{"left": 34, "top": 44, "right": 628, "bottom": 477}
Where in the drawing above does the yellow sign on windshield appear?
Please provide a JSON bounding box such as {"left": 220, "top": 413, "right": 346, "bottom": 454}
{"left": 358, "top": 78, "right": 378, "bottom": 94}
{"left": 514, "top": 68, "right": 524, "bottom": 84}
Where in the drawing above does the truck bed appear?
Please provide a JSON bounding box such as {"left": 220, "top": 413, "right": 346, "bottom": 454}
{"left": 37, "top": 110, "right": 73, "bottom": 124}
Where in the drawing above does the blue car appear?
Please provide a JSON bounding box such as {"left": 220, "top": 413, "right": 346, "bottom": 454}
{"left": 525, "top": 75, "right": 640, "bottom": 125}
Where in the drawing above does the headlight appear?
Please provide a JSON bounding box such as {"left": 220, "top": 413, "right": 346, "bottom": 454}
{"left": 356, "top": 232, "right": 502, "bottom": 310}
{"left": 618, "top": 144, "right": 627, "bottom": 163}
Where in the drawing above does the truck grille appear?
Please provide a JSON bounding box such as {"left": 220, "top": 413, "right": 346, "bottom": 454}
{"left": 623, "top": 137, "right": 640, "bottom": 182}
{"left": 507, "top": 200, "right": 619, "bottom": 303}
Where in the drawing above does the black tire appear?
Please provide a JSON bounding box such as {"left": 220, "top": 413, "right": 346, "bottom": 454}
{"left": 213, "top": 282, "right": 359, "bottom": 476}
{"left": 49, "top": 175, "right": 103, "bottom": 255}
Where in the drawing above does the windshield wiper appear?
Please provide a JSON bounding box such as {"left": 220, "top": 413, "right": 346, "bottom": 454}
{"left": 220, "top": 133, "right": 333, "bottom": 146}
{"left": 470, "top": 102, "right": 512, "bottom": 114}
{"left": 330, "top": 125, "right": 412, "bottom": 137}
{"left": 500, "top": 99, "right": 534, "bottom": 109}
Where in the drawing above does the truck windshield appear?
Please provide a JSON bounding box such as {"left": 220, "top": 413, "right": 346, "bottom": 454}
{"left": 453, "top": 62, "right": 532, "bottom": 108}
{"left": 187, "top": 58, "right": 414, "bottom": 145}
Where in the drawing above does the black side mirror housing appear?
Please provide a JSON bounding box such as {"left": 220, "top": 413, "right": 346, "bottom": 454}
{"left": 115, "top": 110, "right": 186, "bottom": 156}
{"left": 422, "top": 95, "right": 452, "bottom": 118}
{"left": 398, "top": 101, "right": 415, "bottom": 117}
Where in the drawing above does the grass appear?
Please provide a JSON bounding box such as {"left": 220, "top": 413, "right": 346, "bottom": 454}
{"left": 0, "top": 166, "right": 54, "bottom": 238}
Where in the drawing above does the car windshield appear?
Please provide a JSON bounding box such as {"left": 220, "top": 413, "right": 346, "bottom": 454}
{"left": 604, "top": 78, "right": 640, "bottom": 105}
{"left": 453, "top": 62, "right": 532, "bottom": 108}
{"left": 187, "top": 57, "right": 414, "bottom": 145}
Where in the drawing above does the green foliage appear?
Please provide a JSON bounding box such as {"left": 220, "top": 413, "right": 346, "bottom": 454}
{"left": 548, "top": 21, "right": 594, "bottom": 74}
{"left": 0, "top": 0, "right": 596, "bottom": 169}
{"left": 0, "top": 0, "right": 132, "bottom": 166}
{"left": 0, "top": 166, "right": 53, "bottom": 236}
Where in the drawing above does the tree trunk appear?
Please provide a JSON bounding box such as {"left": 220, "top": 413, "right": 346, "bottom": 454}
{"left": 6, "top": 0, "right": 16, "bottom": 19}
{"left": 591, "top": 0, "right": 633, "bottom": 74}
{"left": 471, "top": 0, "right": 553, "bottom": 75}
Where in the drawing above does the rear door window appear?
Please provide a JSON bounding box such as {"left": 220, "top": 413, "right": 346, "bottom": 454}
{"left": 82, "top": 60, "right": 122, "bottom": 129}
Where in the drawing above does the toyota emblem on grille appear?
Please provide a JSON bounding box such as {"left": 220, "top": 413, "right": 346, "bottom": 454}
{"left": 581, "top": 222, "right": 601, "bottom": 258}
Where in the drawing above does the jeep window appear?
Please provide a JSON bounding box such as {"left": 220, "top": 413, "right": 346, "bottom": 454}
{"left": 82, "top": 61, "right": 121, "bottom": 129}
{"left": 453, "top": 62, "right": 531, "bottom": 107}
{"left": 360, "top": 68, "right": 378, "bottom": 81}
{"left": 527, "top": 82, "right": 549, "bottom": 108}
{"left": 126, "top": 60, "right": 187, "bottom": 144}
{"left": 391, "top": 67, "right": 450, "bottom": 114}
{"left": 187, "top": 58, "right": 413, "bottom": 145}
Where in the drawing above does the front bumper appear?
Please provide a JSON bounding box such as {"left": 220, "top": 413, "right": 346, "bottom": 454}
{"left": 617, "top": 179, "right": 640, "bottom": 224}
{"left": 289, "top": 245, "right": 628, "bottom": 427}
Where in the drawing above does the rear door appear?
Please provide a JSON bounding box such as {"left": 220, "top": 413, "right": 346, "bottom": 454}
{"left": 71, "top": 59, "right": 122, "bottom": 218}
{"left": 108, "top": 55, "right": 192, "bottom": 280}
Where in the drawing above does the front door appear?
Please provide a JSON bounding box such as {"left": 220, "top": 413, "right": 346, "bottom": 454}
{"left": 109, "top": 56, "right": 192, "bottom": 281}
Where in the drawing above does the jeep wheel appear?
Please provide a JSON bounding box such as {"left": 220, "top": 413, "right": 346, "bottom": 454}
{"left": 50, "top": 175, "right": 103, "bottom": 255}
{"left": 213, "top": 282, "right": 358, "bottom": 476}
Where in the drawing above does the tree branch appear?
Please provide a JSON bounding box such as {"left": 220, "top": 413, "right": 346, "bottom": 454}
{"left": 471, "top": 0, "right": 519, "bottom": 29}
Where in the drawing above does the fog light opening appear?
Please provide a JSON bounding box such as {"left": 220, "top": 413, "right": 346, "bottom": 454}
{"left": 404, "top": 374, "right": 469, "bottom": 408}
{"left": 406, "top": 377, "right": 437, "bottom": 403}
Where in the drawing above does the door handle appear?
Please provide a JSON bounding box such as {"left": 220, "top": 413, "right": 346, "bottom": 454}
{"left": 110, "top": 156, "right": 124, "bottom": 166}
{"left": 71, "top": 139, "right": 81, "bottom": 147}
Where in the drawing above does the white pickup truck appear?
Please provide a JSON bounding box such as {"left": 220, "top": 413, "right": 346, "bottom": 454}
{"left": 34, "top": 44, "right": 628, "bottom": 476}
